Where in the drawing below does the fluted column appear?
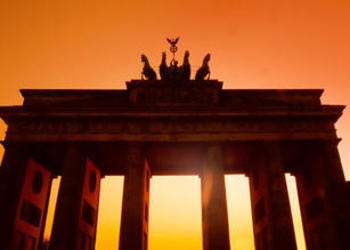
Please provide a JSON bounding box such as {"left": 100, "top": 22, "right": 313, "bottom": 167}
{"left": 201, "top": 144, "right": 230, "bottom": 250}
{"left": 119, "top": 145, "right": 151, "bottom": 250}
{"left": 248, "top": 142, "right": 296, "bottom": 250}
{"left": 50, "top": 143, "right": 101, "bottom": 250}
{"left": 294, "top": 141, "right": 350, "bottom": 249}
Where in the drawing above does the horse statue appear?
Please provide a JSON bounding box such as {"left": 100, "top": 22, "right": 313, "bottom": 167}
{"left": 159, "top": 52, "right": 169, "bottom": 80}
{"left": 141, "top": 54, "right": 157, "bottom": 80}
{"left": 159, "top": 51, "right": 191, "bottom": 81}
{"left": 195, "top": 53, "right": 210, "bottom": 80}
{"left": 179, "top": 50, "right": 191, "bottom": 80}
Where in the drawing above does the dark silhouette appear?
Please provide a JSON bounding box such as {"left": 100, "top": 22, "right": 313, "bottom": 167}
{"left": 166, "top": 37, "right": 180, "bottom": 49}
{"left": 141, "top": 54, "right": 157, "bottom": 80}
{"left": 159, "top": 51, "right": 191, "bottom": 81}
{"left": 179, "top": 50, "right": 191, "bottom": 80}
{"left": 159, "top": 52, "right": 169, "bottom": 80}
{"left": 168, "top": 60, "right": 180, "bottom": 81}
{"left": 195, "top": 53, "right": 211, "bottom": 80}
{"left": 0, "top": 80, "right": 348, "bottom": 249}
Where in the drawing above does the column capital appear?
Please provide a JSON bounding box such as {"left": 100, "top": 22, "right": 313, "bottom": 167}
{"left": 204, "top": 143, "right": 223, "bottom": 163}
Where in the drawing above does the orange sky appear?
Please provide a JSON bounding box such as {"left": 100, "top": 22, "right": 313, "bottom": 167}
{"left": 1, "top": 1, "right": 350, "bottom": 249}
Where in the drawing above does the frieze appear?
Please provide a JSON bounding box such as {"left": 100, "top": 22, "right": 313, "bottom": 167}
{"left": 126, "top": 80, "right": 222, "bottom": 105}
{"left": 7, "top": 118, "right": 334, "bottom": 136}
{"left": 133, "top": 87, "right": 217, "bottom": 105}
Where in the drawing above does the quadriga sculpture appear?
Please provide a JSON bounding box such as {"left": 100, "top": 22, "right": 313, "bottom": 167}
{"left": 158, "top": 50, "right": 191, "bottom": 81}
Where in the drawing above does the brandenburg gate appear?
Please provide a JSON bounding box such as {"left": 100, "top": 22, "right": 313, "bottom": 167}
{"left": 0, "top": 47, "right": 349, "bottom": 249}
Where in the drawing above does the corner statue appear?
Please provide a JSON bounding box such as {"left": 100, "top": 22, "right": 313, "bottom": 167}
{"left": 140, "top": 38, "right": 211, "bottom": 81}
{"left": 195, "top": 53, "right": 211, "bottom": 80}
{"left": 141, "top": 54, "right": 157, "bottom": 80}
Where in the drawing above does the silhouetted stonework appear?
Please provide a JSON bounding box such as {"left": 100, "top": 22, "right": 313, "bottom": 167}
{"left": 0, "top": 80, "right": 349, "bottom": 249}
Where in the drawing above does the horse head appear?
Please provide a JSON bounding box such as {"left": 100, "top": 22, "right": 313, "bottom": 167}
{"left": 161, "top": 52, "right": 167, "bottom": 65}
{"left": 141, "top": 54, "right": 148, "bottom": 64}
{"left": 183, "top": 51, "right": 190, "bottom": 64}
{"left": 203, "top": 53, "right": 211, "bottom": 66}
{"left": 184, "top": 50, "right": 190, "bottom": 59}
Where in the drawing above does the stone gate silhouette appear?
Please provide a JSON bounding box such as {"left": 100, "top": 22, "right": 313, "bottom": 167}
{"left": 0, "top": 80, "right": 349, "bottom": 249}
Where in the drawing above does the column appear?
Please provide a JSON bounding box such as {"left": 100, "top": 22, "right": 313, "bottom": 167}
{"left": 50, "top": 143, "right": 101, "bottom": 250}
{"left": 248, "top": 142, "right": 296, "bottom": 250}
{"left": 0, "top": 143, "right": 52, "bottom": 249}
{"left": 200, "top": 144, "right": 230, "bottom": 250}
{"left": 119, "top": 145, "right": 151, "bottom": 250}
{"left": 294, "top": 141, "right": 350, "bottom": 249}
{"left": 0, "top": 144, "right": 30, "bottom": 248}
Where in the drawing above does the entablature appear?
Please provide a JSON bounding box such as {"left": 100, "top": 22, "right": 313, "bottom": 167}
{"left": 0, "top": 81, "right": 345, "bottom": 143}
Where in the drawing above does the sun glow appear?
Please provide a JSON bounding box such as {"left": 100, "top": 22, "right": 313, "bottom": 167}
{"left": 148, "top": 176, "right": 202, "bottom": 250}
{"left": 42, "top": 174, "right": 307, "bottom": 249}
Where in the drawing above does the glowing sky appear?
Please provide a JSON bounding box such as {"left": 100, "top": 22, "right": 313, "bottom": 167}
{"left": 1, "top": 1, "right": 350, "bottom": 249}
